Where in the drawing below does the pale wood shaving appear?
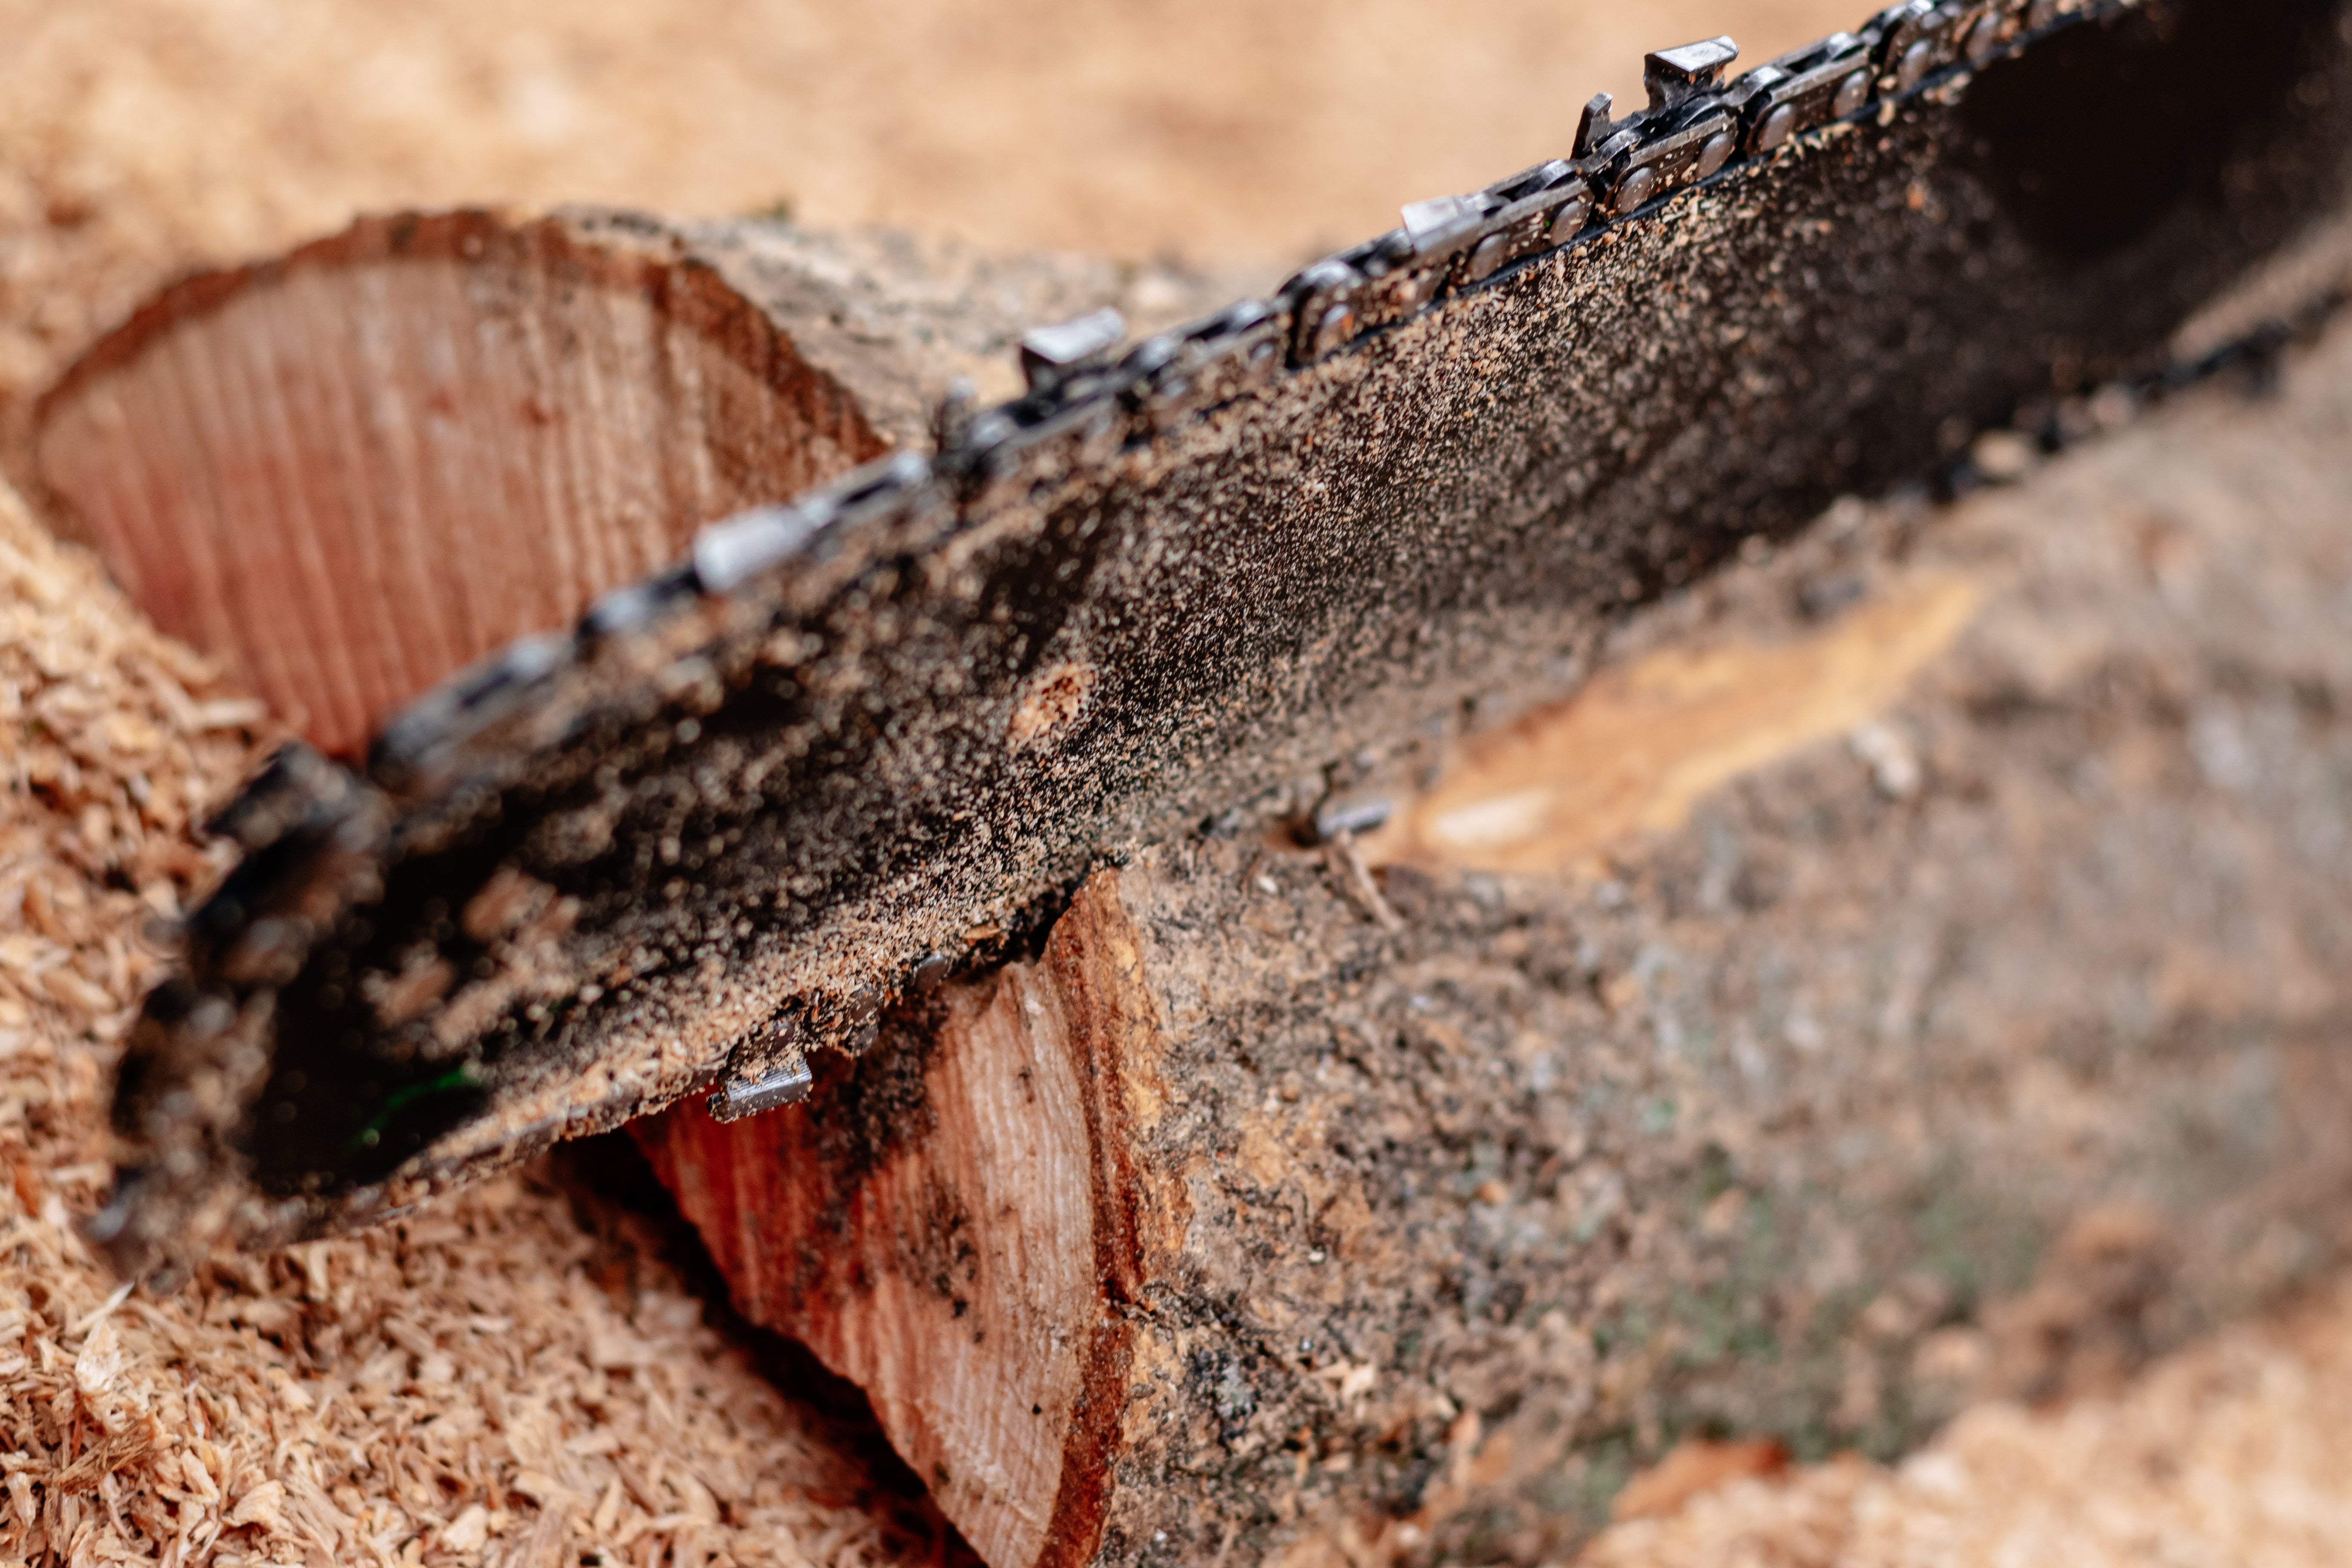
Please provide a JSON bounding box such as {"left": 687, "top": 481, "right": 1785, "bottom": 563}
{"left": 1583, "top": 1277, "right": 2352, "bottom": 1567}
{"left": 0, "top": 479, "right": 894, "bottom": 1568}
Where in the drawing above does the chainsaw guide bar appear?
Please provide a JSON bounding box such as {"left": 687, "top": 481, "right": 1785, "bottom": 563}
{"left": 66, "top": 0, "right": 2352, "bottom": 1276}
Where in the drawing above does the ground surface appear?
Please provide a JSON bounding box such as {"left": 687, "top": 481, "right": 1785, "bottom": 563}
{"left": 2, "top": 2, "right": 2350, "bottom": 1566}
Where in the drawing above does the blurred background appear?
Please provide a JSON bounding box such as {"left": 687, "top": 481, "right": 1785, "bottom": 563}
{"left": 0, "top": 0, "right": 1860, "bottom": 440}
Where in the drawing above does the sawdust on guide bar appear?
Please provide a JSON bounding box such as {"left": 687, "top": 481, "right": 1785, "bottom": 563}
{"left": 9, "top": 422, "right": 2352, "bottom": 1564}
{"left": 4, "top": 0, "right": 2352, "bottom": 1564}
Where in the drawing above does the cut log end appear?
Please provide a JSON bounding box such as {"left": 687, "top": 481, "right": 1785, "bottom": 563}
{"left": 636, "top": 868, "right": 1181, "bottom": 1568}
{"left": 34, "top": 209, "right": 888, "bottom": 756}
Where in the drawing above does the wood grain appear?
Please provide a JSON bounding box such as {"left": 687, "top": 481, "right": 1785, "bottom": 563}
{"left": 636, "top": 870, "right": 1184, "bottom": 1568}
{"left": 36, "top": 210, "right": 886, "bottom": 755}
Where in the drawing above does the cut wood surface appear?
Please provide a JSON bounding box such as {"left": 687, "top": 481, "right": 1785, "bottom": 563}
{"left": 37, "top": 211, "right": 886, "bottom": 754}
{"left": 638, "top": 872, "right": 1183, "bottom": 1568}
{"left": 32, "top": 208, "right": 1224, "bottom": 757}
{"left": 642, "top": 314, "right": 2352, "bottom": 1567}
{"left": 1360, "top": 574, "right": 1983, "bottom": 877}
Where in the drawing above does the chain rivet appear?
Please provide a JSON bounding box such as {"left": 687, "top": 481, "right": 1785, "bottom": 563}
{"left": 1464, "top": 233, "right": 1509, "bottom": 283}
{"left": 1314, "top": 303, "right": 1355, "bottom": 355}
{"left": 1897, "top": 38, "right": 1936, "bottom": 92}
{"left": 1966, "top": 15, "right": 2005, "bottom": 64}
{"left": 1834, "top": 68, "right": 1871, "bottom": 118}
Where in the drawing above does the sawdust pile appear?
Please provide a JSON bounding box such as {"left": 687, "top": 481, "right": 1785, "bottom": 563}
{"left": 0, "top": 480, "right": 897, "bottom": 1567}
{"left": 1584, "top": 1277, "right": 2352, "bottom": 1566}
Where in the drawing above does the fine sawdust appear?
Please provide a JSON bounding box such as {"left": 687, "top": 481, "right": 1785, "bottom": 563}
{"left": 0, "top": 480, "right": 908, "bottom": 1567}
{"left": 1582, "top": 1277, "right": 2352, "bottom": 1566}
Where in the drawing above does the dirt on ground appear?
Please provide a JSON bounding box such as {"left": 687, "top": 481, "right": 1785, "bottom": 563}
{"left": 2, "top": 2, "right": 2351, "bottom": 1566}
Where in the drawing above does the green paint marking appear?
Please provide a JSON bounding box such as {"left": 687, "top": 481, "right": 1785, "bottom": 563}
{"left": 346, "top": 1063, "right": 480, "bottom": 1157}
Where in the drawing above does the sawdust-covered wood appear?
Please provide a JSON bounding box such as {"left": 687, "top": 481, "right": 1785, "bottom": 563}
{"left": 637, "top": 312, "right": 2352, "bottom": 1568}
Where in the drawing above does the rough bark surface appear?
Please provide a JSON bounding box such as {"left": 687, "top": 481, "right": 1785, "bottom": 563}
{"left": 643, "top": 312, "right": 2352, "bottom": 1568}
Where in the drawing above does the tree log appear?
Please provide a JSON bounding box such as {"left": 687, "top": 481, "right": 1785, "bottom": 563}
{"left": 33, "top": 195, "right": 2352, "bottom": 1568}
{"left": 638, "top": 317, "right": 2352, "bottom": 1567}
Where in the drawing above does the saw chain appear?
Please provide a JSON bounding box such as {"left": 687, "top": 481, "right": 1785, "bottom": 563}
{"left": 80, "top": 0, "right": 2352, "bottom": 1276}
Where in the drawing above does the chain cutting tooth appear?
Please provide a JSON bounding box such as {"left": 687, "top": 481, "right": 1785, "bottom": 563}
{"left": 691, "top": 504, "right": 823, "bottom": 596}
{"left": 1019, "top": 308, "right": 1128, "bottom": 394}
{"left": 1593, "top": 36, "right": 1743, "bottom": 216}
{"left": 706, "top": 1052, "right": 814, "bottom": 1121}
{"left": 370, "top": 630, "right": 575, "bottom": 787}
{"left": 957, "top": 320, "right": 1153, "bottom": 508}
{"left": 1643, "top": 36, "right": 1740, "bottom": 109}
{"left": 1574, "top": 93, "right": 1619, "bottom": 158}
{"left": 1401, "top": 193, "right": 1486, "bottom": 252}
